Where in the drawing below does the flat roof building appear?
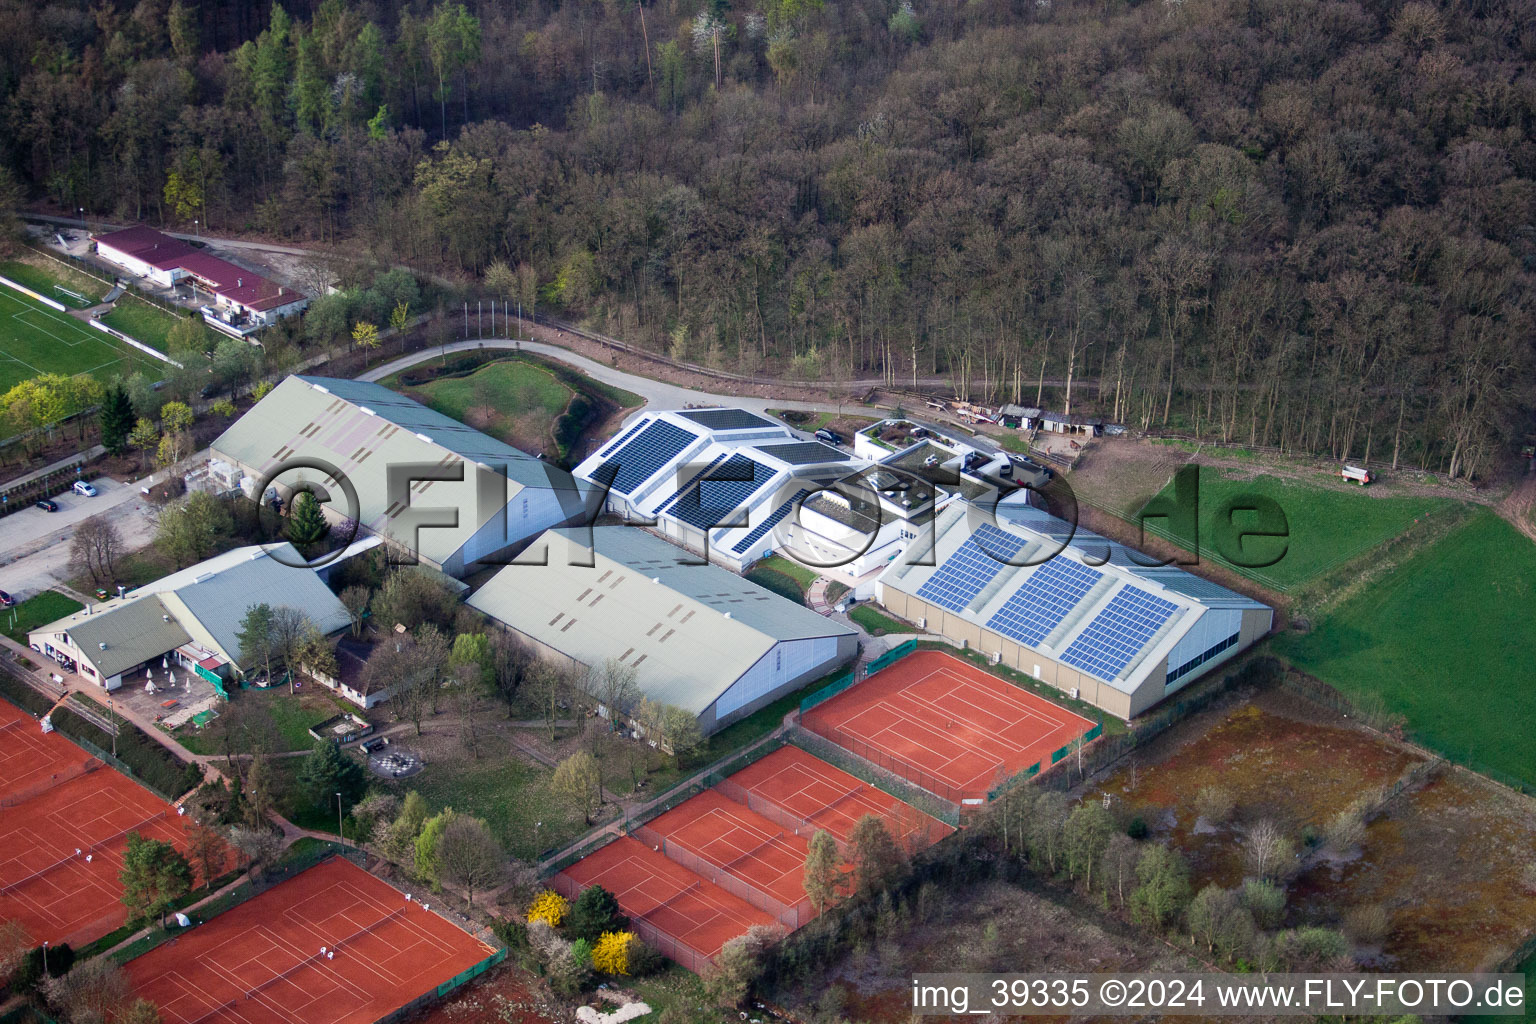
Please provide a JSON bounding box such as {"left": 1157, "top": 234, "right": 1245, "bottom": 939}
{"left": 875, "top": 501, "right": 1272, "bottom": 719}
{"left": 468, "top": 526, "right": 858, "bottom": 734}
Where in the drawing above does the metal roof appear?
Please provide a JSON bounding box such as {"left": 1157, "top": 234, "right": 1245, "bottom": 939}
{"left": 137, "top": 543, "right": 351, "bottom": 668}
{"left": 39, "top": 595, "right": 192, "bottom": 679}
{"left": 468, "top": 526, "right": 854, "bottom": 714}
{"left": 880, "top": 501, "right": 1267, "bottom": 694}
{"left": 210, "top": 376, "right": 585, "bottom": 566}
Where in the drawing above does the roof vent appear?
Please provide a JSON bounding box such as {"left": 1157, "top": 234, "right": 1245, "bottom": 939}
{"left": 723, "top": 611, "right": 732, "bottom": 619}
{"left": 98, "top": 641, "right": 107, "bottom": 650}
{"left": 311, "top": 383, "right": 330, "bottom": 394}
{"left": 415, "top": 432, "right": 433, "bottom": 444}
{"left": 652, "top": 577, "right": 661, "bottom": 584}
{"left": 359, "top": 405, "right": 375, "bottom": 416}
{"left": 163, "top": 614, "right": 170, "bottom": 622}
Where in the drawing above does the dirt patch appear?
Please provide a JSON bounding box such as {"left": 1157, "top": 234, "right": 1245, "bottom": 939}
{"left": 1090, "top": 689, "right": 1536, "bottom": 970}
{"left": 406, "top": 962, "right": 563, "bottom": 1024}
{"left": 786, "top": 879, "right": 1196, "bottom": 1024}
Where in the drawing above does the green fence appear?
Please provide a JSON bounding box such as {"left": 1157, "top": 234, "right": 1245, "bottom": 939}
{"left": 799, "top": 671, "right": 856, "bottom": 715}
{"left": 866, "top": 638, "right": 917, "bottom": 676}
{"left": 437, "top": 946, "right": 506, "bottom": 996}
{"left": 1083, "top": 722, "right": 1104, "bottom": 744}
{"left": 985, "top": 761, "right": 1040, "bottom": 801}
{"left": 787, "top": 725, "right": 961, "bottom": 826}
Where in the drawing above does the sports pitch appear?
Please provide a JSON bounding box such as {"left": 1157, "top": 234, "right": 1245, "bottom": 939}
{"left": 0, "top": 285, "right": 165, "bottom": 393}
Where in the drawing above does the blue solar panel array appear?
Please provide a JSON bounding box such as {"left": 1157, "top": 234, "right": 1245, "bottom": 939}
{"left": 656, "top": 453, "right": 727, "bottom": 514}
{"left": 598, "top": 418, "right": 649, "bottom": 458}
{"left": 598, "top": 420, "right": 698, "bottom": 496}
{"left": 986, "top": 557, "right": 1104, "bottom": 647}
{"left": 731, "top": 488, "right": 811, "bottom": 554}
{"left": 916, "top": 523, "right": 1028, "bottom": 613}
{"left": 669, "top": 454, "right": 772, "bottom": 529}
{"left": 1061, "top": 585, "right": 1179, "bottom": 681}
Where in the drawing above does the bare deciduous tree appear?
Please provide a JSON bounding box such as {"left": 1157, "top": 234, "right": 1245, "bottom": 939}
{"left": 436, "top": 814, "right": 504, "bottom": 908}
{"left": 69, "top": 515, "right": 123, "bottom": 587}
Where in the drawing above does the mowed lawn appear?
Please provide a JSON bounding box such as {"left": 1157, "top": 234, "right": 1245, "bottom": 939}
{"left": 101, "top": 300, "right": 216, "bottom": 354}
{"left": 0, "top": 259, "right": 108, "bottom": 308}
{"left": 1140, "top": 465, "right": 1451, "bottom": 591}
{"left": 0, "top": 286, "right": 162, "bottom": 392}
{"left": 2, "top": 590, "right": 84, "bottom": 644}
{"left": 1273, "top": 509, "right": 1536, "bottom": 788}
{"left": 405, "top": 358, "right": 574, "bottom": 423}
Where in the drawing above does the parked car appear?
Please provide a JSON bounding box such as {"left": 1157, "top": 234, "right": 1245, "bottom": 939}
{"left": 73, "top": 480, "right": 98, "bottom": 497}
{"left": 0, "top": 590, "right": 13, "bottom": 607}
{"left": 815, "top": 428, "right": 844, "bottom": 446}
{"left": 36, "top": 498, "right": 60, "bottom": 512}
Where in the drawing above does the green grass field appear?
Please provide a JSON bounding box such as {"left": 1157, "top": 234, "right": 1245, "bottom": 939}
{"left": 2, "top": 590, "right": 84, "bottom": 644}
{"left": 0, "top": 285, "right": 164, "bottom": 392}
{"left": 101, "top": 299, "right": 216, "bottom": 354}
{"left": 1273, "top": 509, "right": 1536, "bottom": 788}
{"left": 403, "top": 746, "right": 593, "bottom": 860}
{"left": 408, "top": 358, "right": 574, "bottom": 423}
{"left": 1139, "top": 465, "right": 1452, "bottom": 591}
{"left": 849, "top": 603, "right": 909, "bottom": 636}
{"left": 175, "top": 686, "right": 349, "bottom": 755}
{"left": 0, "top": 259, "right": 109, "bottom": 308}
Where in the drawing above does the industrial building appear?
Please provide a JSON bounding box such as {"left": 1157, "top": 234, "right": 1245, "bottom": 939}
{"left": 467, "top": 526, "right": 858, "bottom": 735}
{"left": 209, "top": 376, "right": 589, "bottom": 577}
{"left": 875, "top": 502, "right": 1272, "bottom": 718}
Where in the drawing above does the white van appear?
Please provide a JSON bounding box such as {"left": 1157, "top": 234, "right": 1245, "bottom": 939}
{"left": 73, "top": 480, "right": 98, "bottom": 497}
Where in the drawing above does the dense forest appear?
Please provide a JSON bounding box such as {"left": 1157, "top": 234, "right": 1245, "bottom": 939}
{"left": 1, "top": 0, "right": 1532, "bottom": 478}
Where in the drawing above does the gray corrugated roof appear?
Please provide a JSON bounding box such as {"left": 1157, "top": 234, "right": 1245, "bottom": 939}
{"left": 46, "top": 595, "right": 192, "bottom": 678}
{"left": 209, "top": 376, "right": 585, "bottom": 566}
{"left": 138, "top": 543, "right": 350, "bottom": 668}
{"left": 468, "top": 526, "right": 854, "bottom": 714}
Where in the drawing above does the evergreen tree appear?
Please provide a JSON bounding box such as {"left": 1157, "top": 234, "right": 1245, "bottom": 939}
{"left": 295, "top": 739, "right": 367, "bottom": 814}
{"left": 235, "top": 603, "right": 275, "bottom": 683}
{"left": 99, "top": 383, "right": 135, "bottom": 455}
{"left": 568, "top": 885, "right": 628, "bottom": 942}
{"left": 286, "top": 490, "right": 330, "bottom": 550}
{"left": 119, "top": 833, "right": 193, "bottom": 926}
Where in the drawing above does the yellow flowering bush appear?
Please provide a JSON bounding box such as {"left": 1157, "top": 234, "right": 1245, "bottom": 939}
{"left": 526, "top": 889, "right": 569, "bottom": 927}
{"left": 591, "top": 930, "right": 633, "bottom": 975}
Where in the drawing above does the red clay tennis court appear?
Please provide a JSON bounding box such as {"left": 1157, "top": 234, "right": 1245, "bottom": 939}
{"left": 0, "top": 699, "right": 207, "bottom": 947}
{"left": 125, "top": 856, "right": 496, "bottom": 1024}
{"left": 643, "top": 790, "right": 811, "bottom": 913}
{"left": 721, "top": 745, "right": 954, "bottom": 853}
{"left": 557, "top": 836, "right": 775, "bottom": 962}
{"left": 801, "top": 650, "right": 1096, "bottom": 801}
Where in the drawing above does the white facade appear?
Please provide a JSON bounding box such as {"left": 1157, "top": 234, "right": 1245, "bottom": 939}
{"left": 95, "top": 242, "right": 181, "bottom": 287}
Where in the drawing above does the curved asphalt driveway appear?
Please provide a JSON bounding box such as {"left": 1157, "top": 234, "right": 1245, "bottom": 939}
{"left": 359, "top": 338, "right": 861, "bottom": 428}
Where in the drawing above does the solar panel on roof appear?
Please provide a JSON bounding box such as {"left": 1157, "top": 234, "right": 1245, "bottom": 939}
{"left": 986, "top": 556, "right": 1104, "bottom": 647}
{"left": 731, "top": 488, "right": 811, "bottom": 554}
{"left": 1060, "top": 585, "right": 1178, "bottom": 681}
{"left": 657, "top": 453, "right": 728, "bottom": 513}
{"left": 677, "top": 409, "right": 775, "bottom": 430}
{"left": 597, "top": 420, "right": 698, "bottom": 495}
{"left": 754, "top": 441, "right": 851, "bottom": 465}
{"left": 598, "top": 419, "right": 649, "bottom": 458}
{"left": 915, "top": 522, "right": 1027, "bottom": 613}
{"left": 668, "top": 454, "right": 772, "bottom": 529}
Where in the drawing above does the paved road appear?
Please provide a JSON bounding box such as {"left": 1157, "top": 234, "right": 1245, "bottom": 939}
{"left": 361, "top": 338, "right": 865, "bottom": 427}
{"left": 0, "top": 477, "right": 162, "bottom": 602}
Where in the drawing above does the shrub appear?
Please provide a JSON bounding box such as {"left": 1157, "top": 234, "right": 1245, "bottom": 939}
{"left": 1239, "top": 878, "right": 1286, "bottom": 931}
{"left": 1126, "top": 816, "right": 1149, "bottom": 840}
{"left": 526, "top": 889, "right": 568, "bottom": 927}
{"left": 1341, "top": 904, "right": 1389, "bottom": 946}
{"left": 626, "top": 938, "right": 664, "bottom": 977}
{"left": 1193, "top": 785, "right": 1236, "bottom": 825}
{"left": 590, "top": 931, "right": 633, "bottom": 975}
{"left": 568, "top": 884, "right": 628, "bottom": 942}
{"left": 1273, "top": 927, "right": 1352, "bottom": 970}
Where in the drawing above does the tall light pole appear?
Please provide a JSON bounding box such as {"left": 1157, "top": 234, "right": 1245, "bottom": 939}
{"left": 336, "top": 792, "right": 344, "bottom": 842}
{"left": 42, "top": 941, "right": 48, "bottom": 975}
{"left": 108, "top": 697, "right": 116, "bottom": 757}
{"left": 193, "top": 218, "right": 199, "bottom": 240}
